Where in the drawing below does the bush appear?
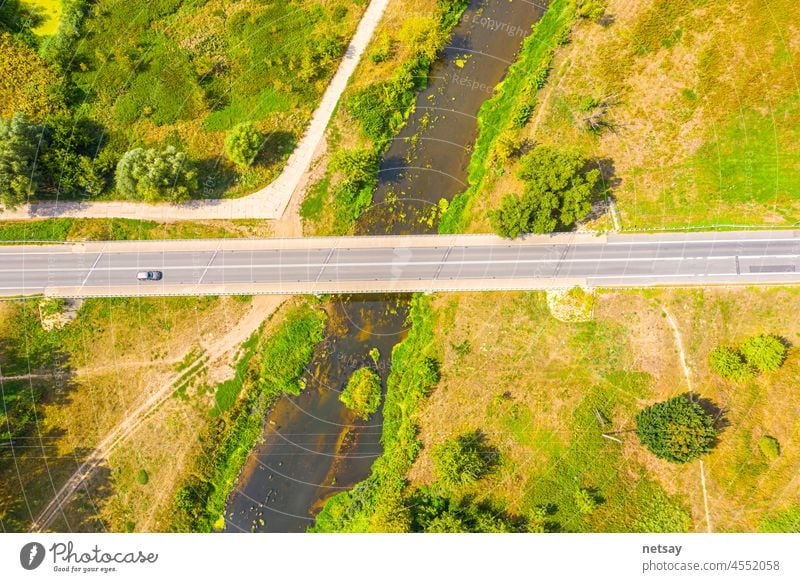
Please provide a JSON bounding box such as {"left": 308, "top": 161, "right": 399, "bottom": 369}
{"left": 0, "top": 113, "right": 45, "bottom": 210}
{"left": 224, "top": 122, "right": 262, "bottom": 167}
{"left": 114, "top": 146, "right": 197, "bottom": 203}
{"left": 340, "top": 367, "right": 382, "bottom": 419}
{"left": 577, "top": 0, "right": 607, "bottom": 21}
{"left": 330, "top": 148, "right": 379, "bottom": 186}
{"left": 758, "top": 436, "right": 780, "bottom": 460}
{"left": 708, "top": 346, "right": 754, "bottom": 382}
{"left": 574, "top": 488, "right": 598, "bottom": 515}
{"left": 489, "top": 146, "right": 599, "bottom": 238}
{"left": 635, "top": 395, "right": 717, "bottom": 463}
{"left": 740, "top": 334, "right": 787, "bottom": 373}
{"left": 137, "top": 469, "right": 149, "bottom": 485}
{"left": 431, "top": 430, "right": 497, "bottom": 487}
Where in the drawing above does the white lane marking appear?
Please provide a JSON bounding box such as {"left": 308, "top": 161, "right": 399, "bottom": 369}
{"left": 197, "top": 250, "right": 219, "bottom": 284}
{"left": 3, "top": 253, "right": 798, "bottom": 273}
{"left": 607, "top": 237, "right": 799, "bottom": 245}
{"left": 79, "top": 252, "right": 104, "bottom": 287}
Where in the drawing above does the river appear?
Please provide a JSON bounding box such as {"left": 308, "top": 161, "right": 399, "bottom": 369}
{"left": 224, "top": 0, "right": 544, "bottom": 533}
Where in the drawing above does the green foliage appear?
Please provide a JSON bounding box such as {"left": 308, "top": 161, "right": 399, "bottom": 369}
{"left": 708, "top": 346, "right": 754, "bottom": 381}
{"left": 224, "top": 122, "right": 262, "bottom": 167}
{"left": 397, "top": 16, "right": 448, "bottom": 61}
{"left": 439, "top": 0, "right": 576, "bottom": 233}
{"left": 114, "top": 146, "right": 197, "bottom": 203}
{"left": 410, "top": 487, "right": 520, "bottom": 532}
{"left": 369, "top": 34, "right": 395, "bottom": 64}
{"left": 137, "top": 469, "right": 149, "bottom": 485}
{"left": 330, "top": 148, "right": 380, "bottom": 186}
{"left": 740, "top": 334, "right": 787, "bottom": 373}
{"left": 432, "top": 430, "right": 497, "bottom": 487}
{"left": 574, "top": 488, "right": 598, "bottom": 515}
{"left": 634, "top": 492, "right": 692, "bottom": 533}
{"left": 39, "top": 114, "right": 117, "bottom": 197}
{"left": 340, "top": 367, "right": 382, "bottom": 419}
{"left": 39, "top": 0, "right": 89, "bottom": 66}
{"left": 758, "top": 435, "right": 780, "bottom": 460}
{"left": 489, "top": 146, "right": 599, "bottom": 238}
{"left": 635, "top": 395, "right": 717, "bottom": 464}
{"left": 0, "top": 113, "right": 45, "bottom": 209}
{"left": 576, "top": 0, "right": 607, "bottom": 21}
{"left": 170, "top": 302, "right": 326, "bottom": 532}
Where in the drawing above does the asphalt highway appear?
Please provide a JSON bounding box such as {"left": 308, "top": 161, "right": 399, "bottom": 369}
{"left": 1, "top": 231, "right": 799, "bottom": 297}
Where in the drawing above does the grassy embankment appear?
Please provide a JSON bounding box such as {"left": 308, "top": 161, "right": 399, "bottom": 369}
{"left": 0, "top": 294, "right": 254, "bottom": 531}
{"left": 439, "top": 0, "right": 576, "bottom": 233}
{"left": 300, "top": 0, "right": 469, "bottom": 235}
{"left": 0, "top": 217, "right": 272, "bottom": 242}
{"left": 169, "top": 300, "right": 326, "bottom": 532}
{"left": 448, "top": 0, "right": 800, "bottom": 233}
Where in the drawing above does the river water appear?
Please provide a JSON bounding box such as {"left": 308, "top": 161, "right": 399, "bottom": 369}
{"left": 224, "top": 0, "right": 544, "bottom": 533}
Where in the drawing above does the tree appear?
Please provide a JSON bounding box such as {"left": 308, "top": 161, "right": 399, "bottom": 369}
{"left": 339, "top": 367, "right": 382, "bottom": 419}
{"left": 635, "top": 396, "right": 717, "bottom": 464}
{"left": 114, "top": 145, "right": 197, "bottom": 203}
{"left": 574, "top": 488, "right": 598, "bottom": 515}
{"left": 397, "top": 16, "right": 448, "bottom": 61}
{"left": 330, "top": 148, "right": 379, "bottom": 186}
{"left": 740, "top": 334, "right": 787, "bottom": 373}
{"left": 489, "top": 146, "right": 598, "bottom": 238}
{"left": 708, "top": 346, "right": 755, "bottom": 381}
{"left": 224, "top": 122, "right": 262, "bottom": 167}
{"left": 0, "top": 113, "right": 44, "bottom": 210}
{"left": 431, "top": 430, "right": 497, "bottom": 487}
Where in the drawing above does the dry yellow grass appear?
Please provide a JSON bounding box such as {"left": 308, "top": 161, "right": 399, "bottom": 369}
{"left": 407, "top": 287, "right": 800, "bottom": 531}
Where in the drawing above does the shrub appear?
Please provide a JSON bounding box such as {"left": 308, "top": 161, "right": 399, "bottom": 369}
{"left": 635, "top": 396, "right": 717, "bottom": 463}
{"left": 330, "top": 148, "right": 379, "bottom": 186}
{"left": 758, "top": 436, "right": 780, "bottom": 460}
{"left": 511, "top": 102, "right": 534, "bottom": 128}
{"left": 574, "top": 488, "right": 598, "bottom": 515}
{"left": 114, "top": 146, "right": 197, "bottom": 203}
{"left": 432, "top": 430, "right": 497, "bottom": 487}
{"left": 137, "top": 469, "right": 149, "bottom": 485}
{"left": 489, "top": 146, "right": 598, "bottom": 237}
{"left": 340, "top": 367, "right": 382, "bottom": 419}
{"left": 577, "top": 0, "right": 607, "bottom": 21}
{"left": 224, "top": 122, "right": 262, "bottom": 167}
{"left": 397, "top": 16, "right": 448, "bottom": 61}
{"left": 708, "top": 346, "right": 754, "bottom": 381}
{"left": 740, "top": 334, "right": 787, "bottom": 373}
{"left": 0, "top": 113, "right": 45, "bottom": 210}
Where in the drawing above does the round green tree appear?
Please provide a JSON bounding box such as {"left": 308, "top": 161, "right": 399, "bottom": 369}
{"left": 340, "top": 367, "right": 381, "bottom": 419}
{"left": 708, "top": 346, "right": 754, "bottom": 381}
{"left": 224, "top": 122, "right": 262, "bottom": 167}
{"left": 740, "top": 334, "right": 787, "bottom": 373}
{"left": 635, "top": 396, "right": 717, "bottom": 463}
{"left": 431, "top": 430, "right": 496, "bottom": 487}
{"left": 115, "top": 145, "right": 196, "bottom": 203}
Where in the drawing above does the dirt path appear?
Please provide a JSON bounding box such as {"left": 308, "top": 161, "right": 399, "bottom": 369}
{"left": 662, "top": 306, "right": 713, "bottom": 533}
{"left": 31, "top": 295, "right": 287, "bottom": 532}
{"left": 3, "top": 0, "right": 390, "bottom": 223}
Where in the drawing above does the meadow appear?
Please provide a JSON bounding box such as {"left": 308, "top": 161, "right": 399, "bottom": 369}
{"left": 448, "top": 0, "right": 800, "bottom": 233}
